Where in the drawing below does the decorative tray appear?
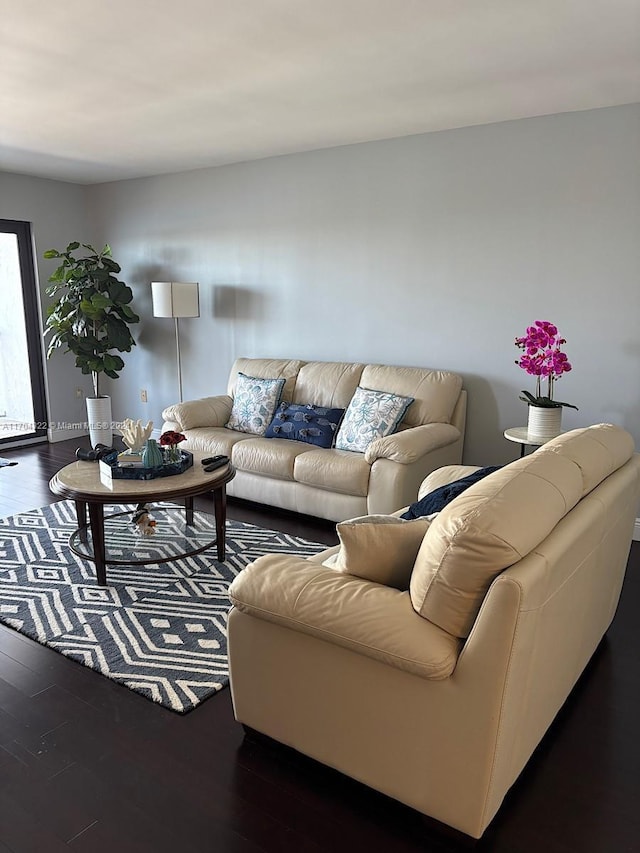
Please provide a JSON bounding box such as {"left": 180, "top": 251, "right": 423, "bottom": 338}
{"left": 99, "top": 450, "right": 194, "bottom": 481}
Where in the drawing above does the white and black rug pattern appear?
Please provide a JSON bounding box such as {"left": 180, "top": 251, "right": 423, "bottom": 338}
{"left": 0, "top": 500, "right": 325, "bottom": 713}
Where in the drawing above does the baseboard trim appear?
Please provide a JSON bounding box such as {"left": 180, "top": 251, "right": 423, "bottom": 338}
{"left": 48, "top": 427, "right": 89, "bottom": 443}
{"left": 634, "top": 519, "right": 640, "bottom": 542}
{"left": 0, "top": 435, "right": 49, "bottom": 450}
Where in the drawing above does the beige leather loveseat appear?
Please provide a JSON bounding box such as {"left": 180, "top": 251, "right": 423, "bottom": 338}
{"left": 227, "top": 424, "right": 639, "bottom": 838}
{"left": 162, "top": 357, "right": 466, "bottom": 521}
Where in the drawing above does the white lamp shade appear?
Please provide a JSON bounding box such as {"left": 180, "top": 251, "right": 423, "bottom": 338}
{"left": 151, "top": 281, "right": 200, "bottom": 318}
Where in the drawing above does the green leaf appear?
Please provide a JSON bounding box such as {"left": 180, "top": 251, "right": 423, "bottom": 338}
{"left": 107, "top": 280, "right": 128, "bottom": 303}
{"left": 106, "top": 316, "right": 135, "bottom": 350}
{"left": 120, "top": 304, "right": 140, "bottom": 322}
{"left": 103, "top": 353, "right": 125, "bottom": 372}
{"left": 519, "top": 391, "right": 578, "bottom": 410}
{"left": 91, "top": 293, "right": 111, "bottom": 311}
{"left": 43, "top": 249, "right": 61, "bottom": 259}
{"left": 101, "top": 256, "right": 121, "bottom": 273}
{"left": 49, "top": 264, "right": 67, "bottom": 283}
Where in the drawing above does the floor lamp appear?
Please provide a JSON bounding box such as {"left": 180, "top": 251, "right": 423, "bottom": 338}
{"left": 151, "top": 282, "right": 200, "bottom": 402}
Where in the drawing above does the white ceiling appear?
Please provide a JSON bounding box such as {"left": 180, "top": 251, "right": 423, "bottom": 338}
{"left": 2, "top": 0, "right": 639, "bottom": 185}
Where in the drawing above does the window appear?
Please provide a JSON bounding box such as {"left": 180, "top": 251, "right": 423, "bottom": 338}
{"left": 0, "top": 219, "right": 48, "bottom": 445}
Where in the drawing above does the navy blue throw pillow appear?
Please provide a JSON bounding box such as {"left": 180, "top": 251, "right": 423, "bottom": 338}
{"left": 264, "top": 402, "right": 345, "bottom": 448}
{"left": 401, "top": 466, "right": 502, "bottom": 519}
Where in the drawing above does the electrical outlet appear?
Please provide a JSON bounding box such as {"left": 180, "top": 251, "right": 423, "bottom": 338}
{"left": 75, "top": 387, "right": 83, "bottom": 399}
{"left": 140, "top": 389, "right": 148, "bottom": 403}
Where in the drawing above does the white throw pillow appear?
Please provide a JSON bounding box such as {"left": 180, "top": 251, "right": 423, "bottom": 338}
{"left": 225, "top": 373, "right": 286, "bottom": 435}
{"left": 334, "top": 387, "right": 414, "bottom": 453}
{"left": 323, "top": 514, "right": 432, "bottom": 589}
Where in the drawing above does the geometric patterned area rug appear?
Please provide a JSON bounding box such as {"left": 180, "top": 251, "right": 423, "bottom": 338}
{"left": 0, "top": 501, "right": 325, "bottom": 713}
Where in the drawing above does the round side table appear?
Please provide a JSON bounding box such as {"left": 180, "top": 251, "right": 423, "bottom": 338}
{"left": 503, "top": 426, "right": 563, "bottom": 458}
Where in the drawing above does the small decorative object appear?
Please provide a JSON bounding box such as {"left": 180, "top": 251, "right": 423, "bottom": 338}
{"left": 99, "top": 449, "right": 193, "bottom": 480}
{"left": 141, "top": 438, "right": 164, "bottom": 469}
{"left": 160, "top": 430, "right": 187, "bottom": 463}
{"left": 131, "top": 503, "right": 156, "bottom": 536}
{"left": 515, "top": 320, "right": 578, "bottom": 439}
{"left": 120, "top": 418, "right": 154, "bottom": 453}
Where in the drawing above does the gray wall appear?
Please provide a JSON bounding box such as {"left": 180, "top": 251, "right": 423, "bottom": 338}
{"left": 2, "top": 103, "right": 639, "bottom": 464}
{"left": 90, "top": 104, "right": 640, "bottom": 464}
{"left": 0, "top": 172, "right": 93, "bottom": 438}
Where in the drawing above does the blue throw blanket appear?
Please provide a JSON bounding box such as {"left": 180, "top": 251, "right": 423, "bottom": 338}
{"left": 401, "top": 466, "right": 502, "bottom": 519}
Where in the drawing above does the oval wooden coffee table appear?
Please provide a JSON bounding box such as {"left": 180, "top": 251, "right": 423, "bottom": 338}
{"left": 49, "top": 452, "right": 235, "bottom": 586}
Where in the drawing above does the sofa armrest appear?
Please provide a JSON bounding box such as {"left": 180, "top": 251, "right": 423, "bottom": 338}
{"left": 364, "top": 423, "right": 461, "bottom": 465}
{"left": 161, "top": 395, "right": 233, "bottom": 431}
{"left": 417, "top": 465, "right": 483, "bottom": 500}
{"left": 229, "top": 554, "right": 461, "bottom": 679}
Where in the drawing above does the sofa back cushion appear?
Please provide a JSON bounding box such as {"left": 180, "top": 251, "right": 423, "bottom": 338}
{"left": 410, "top": 424, "right": 634, "bottom": 638}
{"left": 291, "top": 361, "right": 364, "bottom": 409}
{"left": 227, "top": 358, "right": 304, "bottom": 404}
{"left": 537, "top": 422, "right": 635, "bottom": 497}
{"left": 360, "top": 364, "right": 462, "bottom": 427}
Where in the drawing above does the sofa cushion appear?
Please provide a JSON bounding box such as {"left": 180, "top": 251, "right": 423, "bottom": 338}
{"left": 291, "top": 361, "right": 365, "bottom": 409}
{"left": 323, "top": 514, "right": 433, "bottom": 589}
{"left": 232, "top": 436, "right": 310, "bottom": 480}
{"left": 410, "top": 450, "right": 584, "bottom": 638}
{"left": 225, "top": 373, "right": 286, "bottom": 435}
{"left": 294, "top": 448, "right": 371, "bottom": 496}
{"left": 264, "top": 402, "right": 345, "bottom": 448}
{"left": 360, "top": 364, "right": 463, "bottom": 427}
{"left": 229, "top": 555, "right": 462, "bottom": 680}
{"left": 335, "top": 387, "right": 414, "bottom": 452}
{"left": 228, "top": 358, "right": 304, "bottom": 403}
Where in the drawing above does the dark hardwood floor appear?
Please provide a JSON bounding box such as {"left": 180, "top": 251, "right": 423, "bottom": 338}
{"left": 0, "top": 438, "right": 639, "bottom": 852}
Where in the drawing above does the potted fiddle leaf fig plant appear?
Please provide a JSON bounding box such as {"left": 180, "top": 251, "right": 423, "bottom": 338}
{"left": 43, "top": 242, "right": 140, "bottom": 447}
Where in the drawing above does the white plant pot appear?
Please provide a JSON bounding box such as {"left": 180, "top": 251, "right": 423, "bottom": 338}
{"left": 527, "top": 405, "right": 562, "bottom": 441}
{"left": 86, "top": 396, "right": 113, "bottom": 448}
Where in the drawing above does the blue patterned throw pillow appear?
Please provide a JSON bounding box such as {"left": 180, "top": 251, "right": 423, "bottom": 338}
{"left": 225, "top": 373, "right": 286, "bottom": 435}
{"left": 265, "top": 402, "right": 345, "bottom": 448}
{"left": 335, "top": 387, "right": 414, "bottom": 453}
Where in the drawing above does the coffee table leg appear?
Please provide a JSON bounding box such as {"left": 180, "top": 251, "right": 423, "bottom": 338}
{"left": 75, "top": 500, "right": 88, "bottom": 544}
{"left": 87, "top": 502, "right": 107, "bottom": 586}
{"left": 185, "top": 496, "right": 194, "bottom": 526}
{"left": 213, "top": 486, "right": 227, "bottom": 562}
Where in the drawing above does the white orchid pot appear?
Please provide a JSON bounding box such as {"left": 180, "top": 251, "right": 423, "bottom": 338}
{"left": 86, "top": 396, "right": 113, "bottom": 448}
{"left": 527, "top": 404, "right": 562, "bottom": 441}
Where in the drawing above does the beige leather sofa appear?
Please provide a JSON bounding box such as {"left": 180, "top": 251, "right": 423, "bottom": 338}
{"left": 227, "top": 424, "right": 640, "bottom": 838}
{"left": 162, "top": 357, "right": 466, "bottom": 521}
